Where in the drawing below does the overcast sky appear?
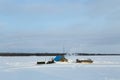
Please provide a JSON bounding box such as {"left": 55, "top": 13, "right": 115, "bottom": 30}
{"left": 0, "top": 0, "right": 120, "bottom": 53}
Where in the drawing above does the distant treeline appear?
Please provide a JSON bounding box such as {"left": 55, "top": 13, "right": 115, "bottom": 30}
{"left": 0, "top": 53, "right": 120, "bottom": 56}
{"left": 0, "top": 53, "right": 65, "bottom": 56}
{"left": 77, "top": 53, "right": 120, "bottom": 56}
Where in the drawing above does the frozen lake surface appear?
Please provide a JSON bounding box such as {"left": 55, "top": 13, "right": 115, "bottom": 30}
{"left": 0, "top": 56, "right": 120, "bottom": 80}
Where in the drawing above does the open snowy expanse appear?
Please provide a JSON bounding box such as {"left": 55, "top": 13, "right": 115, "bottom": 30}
{"left": 1, "top": 0, "right": 120, "bottom": 80}
{"left": 0, "top": 56, "right": 120, "bottom": 80}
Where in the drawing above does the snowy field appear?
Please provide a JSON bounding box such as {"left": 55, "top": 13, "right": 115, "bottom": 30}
{"left": 0, "top": 56, "right": 120, "bottom": 80}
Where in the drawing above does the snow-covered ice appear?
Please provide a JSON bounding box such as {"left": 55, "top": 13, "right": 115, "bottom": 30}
{"left": 0, "top": 56, "right": 120, "bottom": 80}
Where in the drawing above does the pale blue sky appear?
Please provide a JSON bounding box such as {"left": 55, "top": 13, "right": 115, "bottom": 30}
{"left": 0, "top": 0, "right": 120, "bottom": 53}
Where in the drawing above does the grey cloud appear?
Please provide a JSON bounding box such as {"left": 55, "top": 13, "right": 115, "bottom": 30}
{"left": 0, "top": 1, "right": 81, "bottom": 14}
{"left": 0, "top": 0, "right": 120, "bottom": 16}
{"left": 85, "top": 0, "right": 120, "bottom": 16}
{"left": 1, "top": 0, "right": 120, "bottom": 53}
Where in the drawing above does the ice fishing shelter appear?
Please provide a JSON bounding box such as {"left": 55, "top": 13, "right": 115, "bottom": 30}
{"left": 54, "top": 55, "right": 68, "bottom": 62}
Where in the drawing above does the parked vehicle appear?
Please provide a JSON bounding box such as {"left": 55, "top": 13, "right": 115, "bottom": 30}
{"left": 37, "top": 61, "right": 45, "bottom": 64}
{"left": 76, "top": 59, "right": 93, "bottom": 63}
{"left": 46, "top": 59, "right": 54, "bottom": 64}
